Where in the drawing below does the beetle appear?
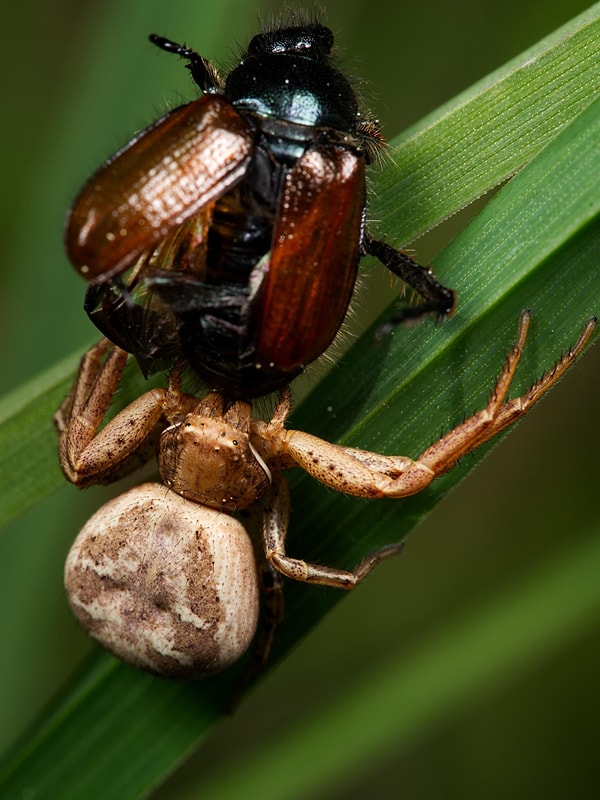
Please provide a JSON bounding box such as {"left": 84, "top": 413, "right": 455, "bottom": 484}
{"left": 66, "top": 20, "right": 455, "bottom": 398}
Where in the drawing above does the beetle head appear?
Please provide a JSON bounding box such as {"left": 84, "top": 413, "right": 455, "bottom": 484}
{"left": 225, "top": 23, "right": 358, "bottom": 133}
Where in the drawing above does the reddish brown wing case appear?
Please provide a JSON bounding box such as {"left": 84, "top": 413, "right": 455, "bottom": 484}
{"left": 65, "top": 96, "right": 254, "bottom": 282}
{"left": 256, "top": 147, "right": 365, "bottom": 372}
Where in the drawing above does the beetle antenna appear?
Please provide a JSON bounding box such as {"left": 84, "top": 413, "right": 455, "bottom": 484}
{"left": 149, "top": 34, "right": 223, "bottom": 94}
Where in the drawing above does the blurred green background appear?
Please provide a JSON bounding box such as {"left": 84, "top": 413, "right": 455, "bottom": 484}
{"left": 1, "top": 1, "right": 598, "bottom": 798}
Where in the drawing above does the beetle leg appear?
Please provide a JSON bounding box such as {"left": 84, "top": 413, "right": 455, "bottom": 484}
{"left": 149, "top": 34, "right": 223, "bottom": 93}
{"left": 263, "top": 473, "right": 402, "bottom": 589}
{"left": 364, "top": 232, "right": 456, "bottom": 336}
{"left": 56, "top": 339, "right": 168, "bottom": 487}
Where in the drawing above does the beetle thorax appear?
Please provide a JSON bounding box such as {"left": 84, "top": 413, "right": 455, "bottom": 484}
{"left": 226, "top": 56, "right": 358, "bottom": 132}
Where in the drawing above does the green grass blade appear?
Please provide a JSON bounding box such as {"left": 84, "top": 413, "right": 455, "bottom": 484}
{"left": 196, "top": 530, "right": 600, "bottom": 800}
{"left": 373, "top": 2, "right": 600, "bottom": 242}
{"left": 0, "top": 360, "right": 74, "bottom": 527}
{"left": 1, "top": 8, "right": 598, "bottom": 800}
{"left": 1, "top": 52, "right": 598, "bottom": 800}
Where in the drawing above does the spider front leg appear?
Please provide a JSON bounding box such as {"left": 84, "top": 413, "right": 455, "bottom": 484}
{"left": 415, "top": 311, "right": 596, "bottom": 480}
{"left": 261, "top": 312, "right": 596, "bottom": 501}
{"left": 55, "top": 338, "right": 168, "bottom": 487}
